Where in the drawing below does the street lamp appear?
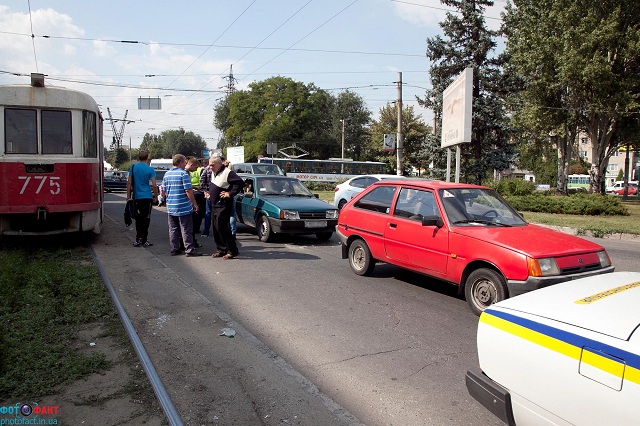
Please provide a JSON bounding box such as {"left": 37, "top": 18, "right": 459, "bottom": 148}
{"left": 340, "top": 118, "right": 345, "bottom": 159}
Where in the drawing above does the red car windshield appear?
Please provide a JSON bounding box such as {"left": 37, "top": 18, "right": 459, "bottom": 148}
{"left": 438, "top": 188, "right": 527, "bottom": 226}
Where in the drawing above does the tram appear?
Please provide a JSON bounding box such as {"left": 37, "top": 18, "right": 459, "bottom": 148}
{"left": 0, "top": 73, "right": 104, "bottom": 235}
{"left": 258, "top": 157, "right": 386, "bottom": 183}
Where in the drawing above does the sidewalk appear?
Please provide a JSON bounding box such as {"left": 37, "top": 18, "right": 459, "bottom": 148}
{"left": 89, "top": 217, "right": 358, "bottom": 425}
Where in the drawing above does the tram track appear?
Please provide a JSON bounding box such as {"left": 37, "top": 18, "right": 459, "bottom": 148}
{"left": 90, "top": 246, "right": 183, "bottom": 426}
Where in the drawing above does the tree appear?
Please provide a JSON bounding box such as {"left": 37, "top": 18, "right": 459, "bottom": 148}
{"left": 369, "top": 103, "right": 432, "bottom": 174}
{"left": 139, "top": 132, "right": 168, "bottom": 159}
{"left": 503, "top": 0, "right": 640, "bottom": 193}
{"left": 139, "top": 129, "right": 207, "bottom": 159}
{"left": 333, "top": 91, "right": 372, "bottom": 161}
{"left": 419, "top": 0, "right": 515, "bottom": 184}
{"left": 214, "top": 76, "right": 336, "bottom": 161}
{"left": 113, "top": 147, "right": 129, "bottom": 170}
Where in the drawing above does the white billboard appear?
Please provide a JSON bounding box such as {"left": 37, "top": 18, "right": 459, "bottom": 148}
{"left": 226, "top": 146, "right": 245, "bottom": 164}
{"left": 383, "top": 134, "right": 396, "bottom": 151}
{"left": 441, "top": 67, "right": 473, "bottom": 148}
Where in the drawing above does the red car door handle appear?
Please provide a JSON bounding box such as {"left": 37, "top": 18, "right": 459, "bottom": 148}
{"left": 389, "top": 223, "right": 397, "bottom": 228}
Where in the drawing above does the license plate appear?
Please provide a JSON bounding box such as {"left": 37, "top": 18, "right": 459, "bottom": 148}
{"left": 305, "top": 220, "right": 327, "bottom": 228}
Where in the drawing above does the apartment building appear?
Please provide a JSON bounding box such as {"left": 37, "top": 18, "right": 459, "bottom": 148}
{"left": 575, "top": 132, "right": 639, "bottom": 186}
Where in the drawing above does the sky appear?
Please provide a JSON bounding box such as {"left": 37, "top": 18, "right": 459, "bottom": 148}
{"left": 0, "top": 0, "right": 506, "bottom": 152}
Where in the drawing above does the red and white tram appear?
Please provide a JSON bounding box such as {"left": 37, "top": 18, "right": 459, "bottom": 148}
{"left": 0, "top": 73, "right": 104, "bottom": 235}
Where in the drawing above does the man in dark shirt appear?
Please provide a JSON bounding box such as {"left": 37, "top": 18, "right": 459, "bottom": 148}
{"left": 208, "top": 157, "right": 244, "bottom": 259}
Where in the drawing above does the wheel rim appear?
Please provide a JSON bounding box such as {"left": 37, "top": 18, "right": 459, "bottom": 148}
{"left": 471, "top": 278, "right": 497, "bottom": 309}
{"left": 259, "top": 220, "right": 267, "bottom": 238}
{"left": 351, "top": 245, "right": 366, "bottom": 271}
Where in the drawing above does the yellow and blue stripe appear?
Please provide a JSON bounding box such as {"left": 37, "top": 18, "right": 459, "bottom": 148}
{"left": 481, "top": 309, "right": 640, "bottom": 386}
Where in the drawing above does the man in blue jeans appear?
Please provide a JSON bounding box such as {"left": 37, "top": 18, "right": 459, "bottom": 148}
{"left": 126, "top": 150, "right": 158, "bottom": 247}
{"left": 162, "top": 154, "right": 202, "bottom": 257}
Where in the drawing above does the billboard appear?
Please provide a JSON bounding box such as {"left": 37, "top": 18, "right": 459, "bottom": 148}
{"left": 383, "top": 134, "right": 396, "bottom": 152}
{"left": 227, "top": 146, "right": 245, "bottom": 164}
{"left": 441, "top": 67, "right": 473, "bottom": 148}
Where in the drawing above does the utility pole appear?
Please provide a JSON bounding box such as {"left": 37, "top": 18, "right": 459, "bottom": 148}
{"left": 107, "top": 108, "right": 132, "bottom": 150}
{"left": 341, "top": 119, "right": 345, "bottom": 159}
{"left": 396, "top": 72, "right": 404, "bottom": 176}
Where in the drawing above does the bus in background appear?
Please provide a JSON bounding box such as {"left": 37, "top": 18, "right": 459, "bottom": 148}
{"left": 0, "top": 73, "right": 104, "bottom": 236}
{"left": 258, "top": 157, "right": 386, "bottom": 183}
{"left": 567, "top": 174, "right": 590, "bottom": 191}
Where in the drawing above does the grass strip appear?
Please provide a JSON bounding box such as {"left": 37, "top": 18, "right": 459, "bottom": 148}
{"left": 0, "top": 247, "right": 115, "bottom": 399}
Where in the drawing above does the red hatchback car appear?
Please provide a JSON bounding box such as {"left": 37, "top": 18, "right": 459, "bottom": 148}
{"left": 336, "top": 180, "right": 615, "bottom": 315}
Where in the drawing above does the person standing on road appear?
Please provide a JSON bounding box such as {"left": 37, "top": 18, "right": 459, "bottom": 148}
{"left": 162, "top": 154, "right": 202, "bottom": 257}
{"left": 223, "top": 159, "right": 238, "bottom": 239}
{"left": 208, "top": 157, "right": 243, "bottom": 259}
{"left": 199, "top": 157, "right": 216, "bottom": 238}
{"left": 126, "top": 150, "right": 158, "bottom": 247}
{"left": 185, "top": 157, "right": 205, "bottom": 247}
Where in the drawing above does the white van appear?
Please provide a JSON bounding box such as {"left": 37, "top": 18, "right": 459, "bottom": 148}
{"left": 150, "top": 159, "right": 173, "bottom": 170}
{"left": 606, "top": 180, "right": 639, "bottom": 193}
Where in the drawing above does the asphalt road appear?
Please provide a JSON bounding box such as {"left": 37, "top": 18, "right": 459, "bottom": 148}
{"left": 99, "top": 192, "right": 639, "bottom": 425}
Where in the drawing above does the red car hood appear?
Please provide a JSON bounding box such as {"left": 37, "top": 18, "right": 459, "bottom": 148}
{"left": 452, "top": 223, "right": 604, "bottom": 258}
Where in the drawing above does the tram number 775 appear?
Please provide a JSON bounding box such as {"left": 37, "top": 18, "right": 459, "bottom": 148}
{"left": 18, "top": 176, "right": 61, "bottom": 195}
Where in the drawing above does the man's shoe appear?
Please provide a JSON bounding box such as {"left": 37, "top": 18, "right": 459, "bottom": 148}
{"left": 133, "top": 240, "right": 143, "bottom": 247}
{"left": 170, "top": 250, "right": 182, "bottom": 256}
{"left": 200, "top": 234, "right": 209, "bottom": 238}
{"left": 142, "top": 241, "right": 153, "bottom": 247}
{"left": 185, "top": 251, "right": 204, "bottom": 257}
{"left": 222, "top": 253, "right": 237, "bottom": 260}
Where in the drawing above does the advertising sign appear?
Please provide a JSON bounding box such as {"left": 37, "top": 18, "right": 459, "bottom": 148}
{"left": 383, "top": 134, "right": 396, "bottom": 152}
{"left": 441, "top": 67, "right": 473, "bottom": 148}
{"left": 226, "top": 146, "right": 245, "bottom": 164}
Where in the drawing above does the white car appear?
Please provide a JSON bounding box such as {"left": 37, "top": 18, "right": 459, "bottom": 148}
{"left": 466, "top": 271, "right": 640, "bottom": 426}
{"left": 606, "top": 180, "right": 639, "bottom": 194}
{"left": 333, "top": 174, "right": 406, "bottom": 210}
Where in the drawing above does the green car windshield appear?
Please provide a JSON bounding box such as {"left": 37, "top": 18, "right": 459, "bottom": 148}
{"left": 257, "top": 178, "right": 313, "bottom": 197}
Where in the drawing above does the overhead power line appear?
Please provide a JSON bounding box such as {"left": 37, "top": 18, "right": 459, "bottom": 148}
{"left": 0, "top": 31, "right": 424, "bottom": 58}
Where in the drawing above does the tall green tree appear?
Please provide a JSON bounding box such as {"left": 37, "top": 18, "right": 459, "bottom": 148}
{"left": 333, "top": 91, "right": 372, "bottom": 161}
{"left": 503, "top": 0, "right": 640, "bottom": 193}
{"left": 369, "top": 103, "right": 432, "bottom": 174}
{"left": 420, "top": 0, "right": 515, "bottom": 184}
{"left": 502, "top": 0, "right": 581, "bottom": 193}
{"left": 214, "top": 76, "right": 336, "bottom": 161}
{"left": 139, "top": 132, "right": 168, "bottom": 159}
{"left": 139, "top": 129, "right": 207, "bottom": 159}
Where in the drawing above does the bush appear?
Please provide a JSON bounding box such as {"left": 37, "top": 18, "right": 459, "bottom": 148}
{"left": 506, "top": 193, "right": 628, "bottom": 216}
{"left": 304, "top": 181, "right": 336, "bottom": 191}
{"left": 484, "top": 178, "right": 536, "bottom": 196}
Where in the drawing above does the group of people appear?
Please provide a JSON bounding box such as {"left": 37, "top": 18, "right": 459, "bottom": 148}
{"left": 126, "top": 151, "right": 244, "bottom": 259}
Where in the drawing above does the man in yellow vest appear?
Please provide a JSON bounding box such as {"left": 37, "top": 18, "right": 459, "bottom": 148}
{"left": 186, "top": 157, "right": 205, "bottom": 247}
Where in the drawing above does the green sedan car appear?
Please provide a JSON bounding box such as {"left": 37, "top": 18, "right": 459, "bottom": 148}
{"left": 235, "top": 175, "right": 339, "bottom": 242}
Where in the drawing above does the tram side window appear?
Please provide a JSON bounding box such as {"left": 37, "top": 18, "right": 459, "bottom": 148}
{"left": 311, "top": 162, "right": 325, "bottom": 174}
{"left": 354, "top": 163, "right": 367, "bottom": 174}
{"left": 326, "top": 163, "right": 341, "bottom": 174}
{"left": 83, "top": 111, "right": 97, "bottom": 158}
{"left": 5, "top": 108, "right": 38, "bottom": 154}
{"left": 42, "top": 110, "right": 72, "bottom": 154}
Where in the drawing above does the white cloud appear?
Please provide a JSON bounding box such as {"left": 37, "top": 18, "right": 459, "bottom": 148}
{"left": 92, "top": 40, "right": 117, "bottom": 57}
{"left": 392, "top": 0, "right": 504, "bottom": 32}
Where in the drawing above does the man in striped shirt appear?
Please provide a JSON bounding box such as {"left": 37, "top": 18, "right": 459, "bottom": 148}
{"left": 161, "top": 154, "right": 202, "bottom": 256}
